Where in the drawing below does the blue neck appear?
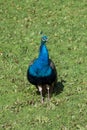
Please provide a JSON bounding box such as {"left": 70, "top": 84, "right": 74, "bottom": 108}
{"left": 38, "top": 41, "right": 49, "bottom": 63}
{"left": 29, "top": 40, "right": 52, "bottom": 77}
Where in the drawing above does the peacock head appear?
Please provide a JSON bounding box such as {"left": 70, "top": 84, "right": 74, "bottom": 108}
{"left": 41, "top": 36, "right": 48, "bottom": 43}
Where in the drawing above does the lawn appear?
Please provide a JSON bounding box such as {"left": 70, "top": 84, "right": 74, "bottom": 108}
{"left": 0, "top": 0, "right": 87, "bottom": 129}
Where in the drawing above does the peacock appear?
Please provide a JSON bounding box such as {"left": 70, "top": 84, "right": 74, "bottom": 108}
{"left": 27, "top": 36, "right": 57, "bottom": 103}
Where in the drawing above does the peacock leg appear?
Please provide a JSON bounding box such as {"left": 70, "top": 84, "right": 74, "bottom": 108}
{"left": 46, "top": 85, "right": 50, "bottom": 101}
{"left": 38, "top": 86, "right": 44, "bottom": 103}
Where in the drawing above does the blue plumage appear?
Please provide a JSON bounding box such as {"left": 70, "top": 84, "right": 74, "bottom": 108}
{"left": 29, "top": 36, "right": 52, "bottom": 77}
{"left": 27, "top": 36, "right": 57, "bottom": 102}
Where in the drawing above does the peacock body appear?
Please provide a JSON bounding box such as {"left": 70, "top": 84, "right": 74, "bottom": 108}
{"left": 27, "top": 36, "right": 57, "bottom": 103}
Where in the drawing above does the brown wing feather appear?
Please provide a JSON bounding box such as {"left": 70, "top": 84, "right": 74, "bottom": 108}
{"left": 49, "top": 59, "right": 57, "bottom": 76}
{"left": 49, "top": 59, "right": 57, "bottom": 86}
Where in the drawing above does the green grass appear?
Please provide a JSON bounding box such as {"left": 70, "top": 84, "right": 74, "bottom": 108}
{"left": 0, "top": 0, "right": 87, "bottom": 129}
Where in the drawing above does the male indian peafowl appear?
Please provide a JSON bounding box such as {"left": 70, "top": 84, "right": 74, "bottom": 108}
{"left": 27, "top": 36, "right": 57, "bottom": 103}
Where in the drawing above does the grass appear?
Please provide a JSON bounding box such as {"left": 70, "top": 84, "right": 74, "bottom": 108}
{"left": 0, "top": 0, "right": 87, "bottom": 129}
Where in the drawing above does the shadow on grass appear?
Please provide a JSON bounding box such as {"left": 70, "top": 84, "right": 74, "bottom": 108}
{"left": 53, "top": 80, "right": 66, "bottom": 95}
